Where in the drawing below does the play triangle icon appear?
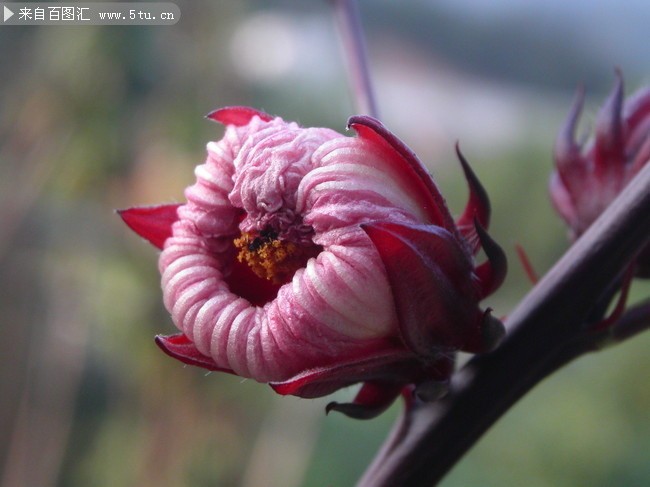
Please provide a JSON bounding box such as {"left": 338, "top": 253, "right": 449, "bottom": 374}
{"left": 4, "top": 5, "right": 14, "bottom": 22}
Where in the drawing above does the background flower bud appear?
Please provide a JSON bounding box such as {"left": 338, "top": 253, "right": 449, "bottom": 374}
{"left": 551, "top": 72, "right": 650, "bottom": 275}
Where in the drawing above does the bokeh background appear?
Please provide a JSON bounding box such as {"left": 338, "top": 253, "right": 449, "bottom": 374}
{"left": 1, "top": 1, "right": 649, "bottom": 486}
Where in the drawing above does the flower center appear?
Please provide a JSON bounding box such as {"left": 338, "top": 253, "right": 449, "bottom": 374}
{"left": 234, "top": 226, "right": 322, "bottom": 285}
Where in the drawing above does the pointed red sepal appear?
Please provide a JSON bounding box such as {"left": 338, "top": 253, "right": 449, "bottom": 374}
{"left": 555, "top": 85, "right": 585, "bottom": 169}
{"left": 206, "top": 106, "right": 273, "bottom": 126}
{"left": 362, "top": 221, "right": 478, "bottom": 354}
{"left": 325, "top": 381, "right": 404, "bottom": 420}
{"left": 117, "top": 204, "right": 181, "bottom": 249}
{"left": 454, "top": 144, "right": 491, "bottom": 253}
{"left": 474, "top": 218, "right": 508, "bottom": 300}
{"left": 347, "top": 116, "right": 456, "bottom": 231}
{"left": 554, "top": 85, "right": 589, "bottom": 195}
{"left": 325, "top": 352, "right": 454, "bottom": 418}
{"left": 269, "top": 349, "right": 421, "bottom": 399}
{"left": 594, "top": 69, "right": 625, "bottom": 172}
{"left": 155, "top": 333, "right": 234, "bottom": 373}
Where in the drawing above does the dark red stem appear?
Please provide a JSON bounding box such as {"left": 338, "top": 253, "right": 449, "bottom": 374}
{"left": 358, "top": 162, "right": 650, "bottom": 486}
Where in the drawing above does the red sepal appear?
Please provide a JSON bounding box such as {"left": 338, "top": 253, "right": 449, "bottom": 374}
{"left": 554, "top": 85, "right": 586, "bottom": 176}
{"left": 325, "top": 381, "right": 404, "bottom": 420}
{"left": 323, "top": 354, "right": 454, "bottom": 419}
{"left": 474, "top": 218, "right": 508, "bottom": 299}
{"left": 348, "top": 116, "right": 456, "bottom": 231}
{"left": 594, "top": 69, "right": 625, "bottom": 174}
{"left": 361, "top": 221, "right": 479, "bottom": 354}
{"left": 206, "top": 106, "right": 273, "bottom": 126}
{"left": 155, "top": 333, "right": 234, "bottom": 373}
{"left": 117, "top": 204, "right": 180, "bottom": 249}
{"left": 270, "top": 349, "right": 432, "bottom": 399}
{"left": 454, "top": 144, "right": 491, "bottom": 253}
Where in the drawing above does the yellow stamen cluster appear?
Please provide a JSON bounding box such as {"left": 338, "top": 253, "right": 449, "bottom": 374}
{"left": 234, "top": 232, "right": 321, "bottom": 284}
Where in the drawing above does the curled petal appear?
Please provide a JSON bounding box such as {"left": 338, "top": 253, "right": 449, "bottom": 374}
{"left": 454, "top": 144, "right": 491, "bottom": 252}
{"left": 206, "top": 106, "right": 273, "bottom": 126}
{"left": 155, "top": 333, "right": 234, "bottom": 373}
{"left": 347, "top": 116, "right": 456, "bottom": 232}
{"left": 117, "top": 204, "right": 180, "bottom": 249}
{"left": 362, "top": 221, "right": 478, "bottom": 354}
{"left": 474, "top": 218, "right": 508, "bottom": 300}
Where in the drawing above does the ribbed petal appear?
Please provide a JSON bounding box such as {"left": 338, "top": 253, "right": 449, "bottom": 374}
{"left": 298, "top": 138, "right": 427, "bottom": 235}
{"left": 347, "top": 116, "right": 456, "bottom": 231}
{"left": 162, "top": 236, "right": 393, "bottom": 384}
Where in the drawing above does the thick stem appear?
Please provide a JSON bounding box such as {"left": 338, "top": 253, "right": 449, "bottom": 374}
{"left": 358, "top": 162, "right": 650, "bottom": 486}
{"left": 332, "top": 0, "right": 379, "bottom": 118}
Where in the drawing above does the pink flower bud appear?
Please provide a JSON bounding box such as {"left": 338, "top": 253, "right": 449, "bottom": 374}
{"left": 551, "top": 71, "right": 650, "bottom": 275}
{"left": 119, "top": 107, "right": 506, "bottom": 418}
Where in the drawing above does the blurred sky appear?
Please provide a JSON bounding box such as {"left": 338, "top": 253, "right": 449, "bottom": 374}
{"left": 437, "top": 0, "right": 650, "bottom": 73}
{"left": 224, "top": 0, "right": 650, "bottom": 160}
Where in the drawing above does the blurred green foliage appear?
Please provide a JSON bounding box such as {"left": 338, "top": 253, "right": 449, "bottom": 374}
{"left": 0, "top": 2, "right": 647, "bottom": 486}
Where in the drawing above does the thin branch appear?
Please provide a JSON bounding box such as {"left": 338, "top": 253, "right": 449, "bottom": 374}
{"left": 332, "top": 0, "right": 379, "bottom": 118}
{"left": 358, "top": 162, "right": 650, "bottom": 486}
{"left": 609, "top": 298, "right": 650, "bottom": 343}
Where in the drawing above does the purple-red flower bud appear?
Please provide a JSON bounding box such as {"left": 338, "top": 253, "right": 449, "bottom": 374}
{"left": 551, "top": 72, "right": 650, "bottom": 276}
{"left": 119, "top": 107, "right": 506, "bottom": 418}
